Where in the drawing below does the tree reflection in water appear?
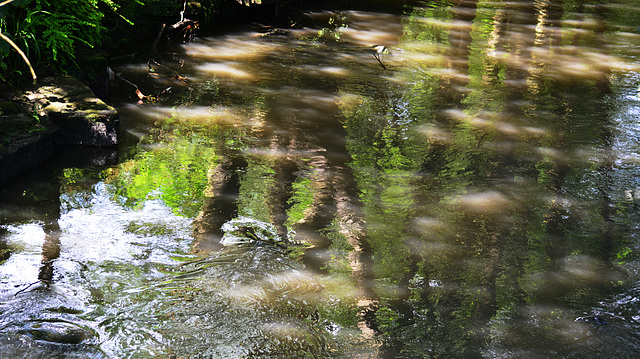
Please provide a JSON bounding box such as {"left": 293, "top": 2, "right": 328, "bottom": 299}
{"left": 107, "top": 1, "right": 640, "bottom": 356}
{"left": 2, "top": 0, "right": 640, "bottom": 357}
{"left": 334, "top": 1, "right": 640, "bottom": 357}
{"left": 38, "top": 221, "right": 61, "bottom": 287}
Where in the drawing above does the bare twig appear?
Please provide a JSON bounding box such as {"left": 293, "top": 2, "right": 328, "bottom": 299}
{"left": 148, "top": 59, "right": 189, "bottom": 84}
{"left": 14, "top": 281, "right": 45, "bottom": 296}
{"left": 180, "top": 0, "right": 187, "bottom": 22}
{"left": 0, "top": 32, "right": 37, "bottom": 84}
{"left": 151, "top": 24, "right": 167, "bottom": 53}
{"left": 0, "top": 0, "right": 37, "bottom": 83}
{"left": 372, "top": 52, "right": 387, "bottom": 70}
{"left": 0, "top": 0, "right": 17, "bottom": 7}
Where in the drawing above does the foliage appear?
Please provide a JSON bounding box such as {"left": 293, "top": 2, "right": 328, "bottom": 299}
{"left": 0, "top": 0, "right": 125, "bottom": 84}
{"left": 0, "top": 0, "right": 301, "bottom": 85}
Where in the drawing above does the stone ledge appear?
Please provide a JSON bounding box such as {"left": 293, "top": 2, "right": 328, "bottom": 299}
{"left": 25, "top": 76, "right": 119, "bottom": 147}
{"left": 0, "top": 75, "right": 119, "bottom": 182}
{"left": 0, "top": 123, "right": 57, "bottom": 182}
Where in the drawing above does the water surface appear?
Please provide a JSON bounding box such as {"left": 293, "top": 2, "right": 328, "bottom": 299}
{"left": 2, "top": 1, "right": 640, "bottom": 357}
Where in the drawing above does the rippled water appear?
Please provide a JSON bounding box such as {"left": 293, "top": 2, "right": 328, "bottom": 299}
{"left": 2, "top": 0, "right": 640, "bottom": 357}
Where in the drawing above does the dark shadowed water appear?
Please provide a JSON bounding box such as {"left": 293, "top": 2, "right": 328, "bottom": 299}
{"left": 2, "top": 1, "right": 640, "bottom": 358}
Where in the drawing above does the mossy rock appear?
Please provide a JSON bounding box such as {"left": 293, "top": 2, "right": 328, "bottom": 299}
{"left": 23, "top": 75, "right": 119, "bottom": 146}
{"left": 1, "top": 74, "right": 119, "bottom": 182}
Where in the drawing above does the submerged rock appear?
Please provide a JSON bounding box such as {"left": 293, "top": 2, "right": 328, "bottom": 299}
{"left": 220, "top": 217, "right": 286, "bottom": 245}
{"left": 22, "top": 321, "right": 95, "bottom": 345}
{"left": 156, "top": 244, "right": 332, "bottom": 358}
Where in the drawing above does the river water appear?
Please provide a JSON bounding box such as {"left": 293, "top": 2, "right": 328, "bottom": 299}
{"left": 2, "top": 0, "right": 640, "bottom": 358}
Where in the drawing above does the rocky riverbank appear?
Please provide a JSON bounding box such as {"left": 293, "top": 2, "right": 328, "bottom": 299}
{"left": 0, "top": 75, "right": 118, "bottom": 182}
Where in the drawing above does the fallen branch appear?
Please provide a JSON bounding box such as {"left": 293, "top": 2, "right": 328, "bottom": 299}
{"left": 167, "top": 18, "right": 198, "bottom": 43}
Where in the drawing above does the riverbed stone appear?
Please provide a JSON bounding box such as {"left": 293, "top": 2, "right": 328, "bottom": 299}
{"left": 23, "top": 321, "right": 94, "bottom": 344}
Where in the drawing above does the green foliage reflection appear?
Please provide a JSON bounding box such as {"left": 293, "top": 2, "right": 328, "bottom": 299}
{"left": 107, "top": 134, "right": 217, "bottom": 217}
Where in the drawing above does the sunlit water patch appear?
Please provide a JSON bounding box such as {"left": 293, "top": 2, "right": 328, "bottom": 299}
{"left": 0, "top": 181, "right": 195, "bottom": 358}
{"left": 0, "top": 223, "right": 47, "bottom": 290}
{"left": 59, "top": 183, "right": 193, "bottom": 264}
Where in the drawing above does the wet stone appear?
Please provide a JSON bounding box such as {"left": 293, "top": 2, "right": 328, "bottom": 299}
{"left": 21, "top": 321, "right": 94, "bottom": 345}
{"left": 221, "top": 217, "right": 288, "bottom": 245}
